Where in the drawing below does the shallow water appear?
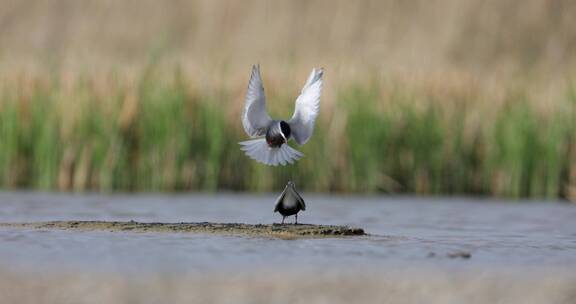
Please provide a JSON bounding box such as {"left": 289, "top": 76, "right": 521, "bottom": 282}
{"left": 0, "top": 192, "right": 575, "bottom": 275}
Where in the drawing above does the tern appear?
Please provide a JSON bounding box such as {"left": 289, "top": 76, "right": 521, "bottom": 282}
{"left": 274, "top": 181, "right": 306, "bottom": 224}
{"left": 239, "top": 65, "right": 323, "bottom": 166}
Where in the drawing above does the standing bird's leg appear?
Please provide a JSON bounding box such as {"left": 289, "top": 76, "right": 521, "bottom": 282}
{"left": 281, "top": 216, "right": 285, "bottom": 224}
{"left": 295, "top": 214, "right": 298, "bottom": 224}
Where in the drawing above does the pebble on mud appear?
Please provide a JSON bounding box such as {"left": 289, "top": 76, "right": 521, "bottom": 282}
{"left": 447, "top": 251, "right": 472, "bottom": 259}
{"left": 427, "top": 251, "right": 472, "bottom": 259}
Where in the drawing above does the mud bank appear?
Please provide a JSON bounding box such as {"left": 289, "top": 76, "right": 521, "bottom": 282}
{"left": 0, "top": 221, "right": 365, "bottom": 238}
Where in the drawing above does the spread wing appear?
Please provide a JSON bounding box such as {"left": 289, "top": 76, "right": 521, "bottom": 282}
{"left": 242, "top": 65, "right": 272, "bottom": 137}
{"left": 293, "top": 187, "right": 306, "bottom": 211}
{"left": 274, "top": 186, "right": 288, "bottom": 212}
{"left": 288, "top": 68, "right": 323, "bottom": 145}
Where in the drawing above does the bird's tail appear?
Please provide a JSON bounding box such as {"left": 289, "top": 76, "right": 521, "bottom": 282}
{"left": 239, "top": 138, "right": 303, "bottom": 166}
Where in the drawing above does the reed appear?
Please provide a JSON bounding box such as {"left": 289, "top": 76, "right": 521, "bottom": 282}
{"left": 0, "top": 69, "right": 574, "bottom": 199}
{"left": 1, "top": 0, "right": 576, "bottom": 198}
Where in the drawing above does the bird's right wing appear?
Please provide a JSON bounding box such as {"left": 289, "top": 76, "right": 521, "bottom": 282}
{"left": 293, "top": 187, "right": 306, "bottom": 211}
{"left": 288, "top": 68, "right": 323, "bottom": 145}
{"left": 242, "top": 65, "right": 272, "bottom": 137}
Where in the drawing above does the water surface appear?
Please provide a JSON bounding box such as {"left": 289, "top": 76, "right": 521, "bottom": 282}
{"left": 0, "top": 192, "right": 575, "bottom": 275}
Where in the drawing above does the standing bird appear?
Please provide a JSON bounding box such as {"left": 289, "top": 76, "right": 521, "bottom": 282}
{"left": 239, "top": 65, "right": 323, "bottom": 166}
{"left": 274, "top": 181, "right": 306, "bottom": 224}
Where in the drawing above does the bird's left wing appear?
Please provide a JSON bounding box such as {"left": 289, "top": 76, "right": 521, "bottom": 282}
{"left": 274, "top": 185, "right": 288, "bottom": 212}
{"left": 243, "top": 65, "right": 272, "bottom": 137}
{"left": 288, "top": 68, "right": 323, "bottom": 145}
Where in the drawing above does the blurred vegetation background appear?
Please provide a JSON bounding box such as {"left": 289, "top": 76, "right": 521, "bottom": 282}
{"left": 0, "top": 0, "right": 575, "bottom": 198}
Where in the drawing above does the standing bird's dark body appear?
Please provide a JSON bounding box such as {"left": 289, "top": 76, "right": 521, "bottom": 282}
{"left": 274, "top": 181, "right": 306, "bottom": 224}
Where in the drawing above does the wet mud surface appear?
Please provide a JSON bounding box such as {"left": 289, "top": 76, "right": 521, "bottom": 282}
{"left": 0, "top": 221, "right": 366, "bottom": 238}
